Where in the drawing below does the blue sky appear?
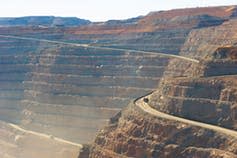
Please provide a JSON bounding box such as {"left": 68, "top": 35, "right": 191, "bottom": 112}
{"left": 0, "top": 0, "right": 236, "bottom": 21}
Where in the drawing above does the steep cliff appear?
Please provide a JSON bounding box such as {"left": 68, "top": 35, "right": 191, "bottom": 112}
{"left": 0, "top": 5, "right": 237, "bottom": 158}
{"left": 0, "top": 36, "right": 170, "bottom": 143}
{"left": 150, "top": 76, "right": 237, "bottom": 129}
{"left": 87, "top": 6, "right": 237, "bottom": 158}
{"left": 88, "top": 103, "right": 237, "bottom": 158}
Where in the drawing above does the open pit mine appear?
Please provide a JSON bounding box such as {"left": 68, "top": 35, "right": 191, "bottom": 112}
{"left": 0, "top": 5, "right": 237, "bottom": 158}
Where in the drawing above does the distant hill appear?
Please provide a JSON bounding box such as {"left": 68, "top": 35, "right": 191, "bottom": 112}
{"left": 104, "top": 16, "right": 143, "bottom": 26}
{"left": 0, "top": 16, "right": 91, "bottom": 27}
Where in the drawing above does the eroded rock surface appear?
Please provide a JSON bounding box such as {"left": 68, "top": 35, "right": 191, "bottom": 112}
{"left": 87, "top": 5, "right": 237, "bottom": 158}
{"left": 0, "top": 38, "right": 169, "bottom": 143}
{"left": 0, "top": 5, "right": 237, "bottom": 158}
{"left": 88, "top": 103, "right": 237, "bottom": 158}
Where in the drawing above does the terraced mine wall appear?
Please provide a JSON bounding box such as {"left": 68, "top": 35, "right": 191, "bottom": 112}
{"left": 87, "top": 48, "right": 237, "bottom": 158}
{"left": 1, "top": 6, "right": 237, "bottom": 157}
{"left": 88, "top": 102, "right": 237, "bottom": 158}
{"left": 86, "top": 10, "right": 237, "bottom": 157}
{"left": 0, "top": 27, "right": 192, "bottom": 54}
{"left": 91, "top": 29, "right": 191, "bottom": 54}
{"left": 148, "top": 20, "right": 237, "bottom": 131}
{"left": 149, "top": 77, "right": 237, "bottom": 130}
{"left": 0, "top": 36, "right": 170, "bottom": 143}
{"left": 180, "top": 19, "right": 237, "bottom": 59}
{"left": 0, "top": 6, "right": 232, "bottom": 56}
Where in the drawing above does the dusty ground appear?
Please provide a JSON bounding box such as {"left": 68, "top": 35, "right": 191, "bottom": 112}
{"left": 0, "top": 120, "right": 81, "bottom": 158}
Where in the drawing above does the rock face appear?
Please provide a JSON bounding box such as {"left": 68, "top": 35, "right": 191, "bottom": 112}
{"left": 68, "top": 6, "right": 233, "bottom": 54}
{"left": 0, "top": 5, "right": 237, "bottom": 158}
{"left": 88, "top": 103, "right": 237, "bottom": 158}
{"left": 87, "top": 5, "right": 237, "bottom": 158}
{"left": 1, "top": 6, "right": 235, "bottom": 54}
{"left": 0, "top": 37, "right": 169, "bottom": 143}
{"left": 150, "top": 76, "right": 237, "bottom": 130}
{"left": 180, "top": 19, "right": 237, "bottom": 59}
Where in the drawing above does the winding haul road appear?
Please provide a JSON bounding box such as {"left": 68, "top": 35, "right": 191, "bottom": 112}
{"left": 135, "top": 96, "right": 237, "bottom": 138}
{"left": 0, "top": 34, "right": 236, "bottom": 142}
{"left": 0, "top": 34, "right": 199, "bottom": 63}
{"left": 8, "top": 123, "right": 82, "bottom": 147}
